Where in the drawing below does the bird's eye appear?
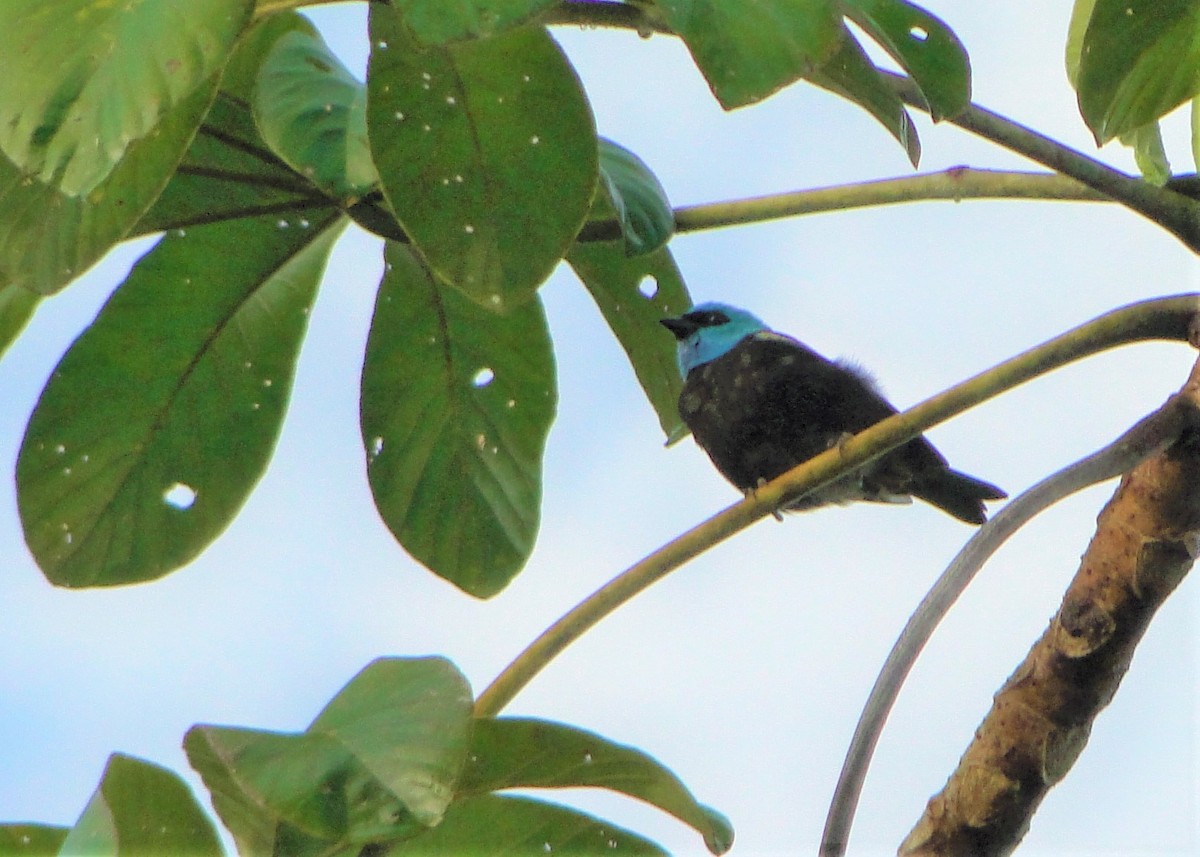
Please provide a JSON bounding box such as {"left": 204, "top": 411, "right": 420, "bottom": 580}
{"left": 704, "top": 311, "right": 730, "bottom": 326}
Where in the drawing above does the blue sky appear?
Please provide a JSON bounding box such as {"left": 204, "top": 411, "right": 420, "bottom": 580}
{"left": 1, "top": 2, "right": 1196, "bottom": 855}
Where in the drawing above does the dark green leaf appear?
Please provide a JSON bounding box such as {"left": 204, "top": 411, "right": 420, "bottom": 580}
{"left": 841, "top": 0, "right": 970, "bottom": 120}
{"left": 387, "top": 794, "right": 669, "bottom": 856}
{"left": 254, "top": 29, "right": 379, "bottom": 199}
{"left": 58, "top": 754, "right": 222, "bottom": 857}
{"left": 809, "top": 29, "right": 920, "bottom": 166}
{"left": 567, "top": 244, "right": 690, "bottom": 444}
{"left": 186, "top": 658, "right": 472, "bottom": 854}
{"left": 367, "top": 7, "right": 596, "bottom": 308}
{"left": 0, "top": 825, "right": 68, "bottom": 855}
{"left": 361, "top": 243, "right": 556, "bottom": 597}
{"left": 17, "top": 210, "right": 343, "bottom": 587}
{"left": 1076, "top": 0, "right": 1200, "bottom": 143}
{"left": 651, "top": 0, "right": 843, "bottom": 108}
{"left": 0, "top": 282, "right": 40, "bottom": 361}
{"left": 597, "top": 138, "right": 675, "bottom": 256}
{"left": 311, "top": 658, "right": 474, "bottom": 828}
{"left": 463, "top": 717, "right": 734, "bottom": 855}
{"left": 392, "top": 0, "right": 559, "bottom": 44}
{"left": 0, "top": 0, "right": 252, "bottom": 197}
{"left": 134, "top": 12, "right": 323, "bottom": 236}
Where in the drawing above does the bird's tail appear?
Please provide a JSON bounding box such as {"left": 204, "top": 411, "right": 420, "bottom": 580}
{"left": 915, "top": 470, "right": 1007, "bottom": 525}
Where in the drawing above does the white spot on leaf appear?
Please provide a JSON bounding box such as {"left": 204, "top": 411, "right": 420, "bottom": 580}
{"left": 638, "top": 275, "right": 659, "bottom": 298}
{"left": 472, "top": 367, "right": 495, "bottom": 387}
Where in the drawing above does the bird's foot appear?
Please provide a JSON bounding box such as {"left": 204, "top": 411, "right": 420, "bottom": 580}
{"left": 746, "top": 478, "right": 784, "bottom": 521}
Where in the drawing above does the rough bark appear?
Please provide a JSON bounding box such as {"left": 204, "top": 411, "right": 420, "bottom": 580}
{"left": 900, "top": 361, "right": 1200, "bottom": 856}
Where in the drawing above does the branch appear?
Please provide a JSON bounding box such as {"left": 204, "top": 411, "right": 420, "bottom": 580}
{"left": 821, "top": 395, "right": 1191, "bottom": 857}
{"left": 473, "top": 294, "right": 1200, "bottom": 716}
{"left": 899, "top": 354, "right": 1200, "bottom": 857}
{"left": 883, "top": 72, "right": 1200, "bottom": 253}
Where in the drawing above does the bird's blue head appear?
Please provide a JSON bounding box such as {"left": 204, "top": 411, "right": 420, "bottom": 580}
{"left": 660, "top": 302, "right": 768, "bottom": 377}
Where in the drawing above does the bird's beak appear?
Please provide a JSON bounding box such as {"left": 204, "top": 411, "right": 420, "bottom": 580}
{"left": 660, "top": 316, "right": 698, "bottom": 340}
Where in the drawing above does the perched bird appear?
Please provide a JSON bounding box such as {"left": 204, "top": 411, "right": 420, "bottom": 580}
{"left": 660, "top": 302, "right": 1005, "bottom": 524}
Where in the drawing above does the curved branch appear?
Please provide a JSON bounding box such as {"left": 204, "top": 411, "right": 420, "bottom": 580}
{"left": 883, "top": 72, "right": 1200, "bottom": 252}
{"left": 474, "top": 294, "right": 1200, "bottom": 716}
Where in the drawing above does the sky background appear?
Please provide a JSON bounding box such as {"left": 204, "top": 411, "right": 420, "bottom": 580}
{"left": 1, "top": 2, "right": 1198, "bottom": 855}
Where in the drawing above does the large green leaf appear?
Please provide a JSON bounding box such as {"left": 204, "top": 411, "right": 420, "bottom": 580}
{"left": 254, "top": 28, "right": 379, "bottom": 200}
{"left": 17, "top": 210, "right": 343, "bottom": 587}
{"left": 463, "top": 717, "right": 734, "bottom": 854}
{"left": 597, "top": 138, "right": 675, "bottom": 257}
{"left": 0, "top": 825, "right": 68, "bottom": 855}
{"left": 389, "top": 795, "right": 669, "bottom": 855}
{"left": 841, "top": 0, "right": 970, "bottom": 121}
{"left": 0, "top": 282, "right": 40, "bottom": 361}
{"left": 367, "top": 7, "right": 596, "bottom": 309}
{"left": 58, "top": 754, "right": 222, "bottom": 857}
{"left": 567, "top": 244, "right": 690, "bottom": 443}
{"left": 186, "top": 658, "right": 472, "bottom": 855}
{"left": 311, "top": 658, "right": 474, "bottom": 828}
{"left": 1075, "top": 0, "right": 1200, "bottom": 143}
{"left": 809, "top": 28, "right": 920, "bottom": 165}
{"left": 361, "top": 243, "right": 556, "bottom": 598}
{"left": 650, "top": 0, "right": 843, "bottom": 108}
{"left": 0, "top": 0, "right": 252, "bottom": 197}
{"left": 392, "top": 0, "right": 559, "bottom": 44}
{"left": 134, "top": 12, "right": 322, "bottom": 236}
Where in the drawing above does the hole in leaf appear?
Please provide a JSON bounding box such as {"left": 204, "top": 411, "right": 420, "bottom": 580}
{"left": 370, "top": 436, "right": 385, "bottom": 457}
{"left": 472, "top": 367, "right": 495, "bottom": 387}
{"left": 638, "top": 275, "right": 659, "bottom": 299}
{"left": 909, "top": 25, "right": 929, "bottom": 41}
{"left": 163, "top": 482, "right": 197, "bottom": 510}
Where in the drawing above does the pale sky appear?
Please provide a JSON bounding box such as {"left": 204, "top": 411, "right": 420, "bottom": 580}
{"left": 1, "top": 2, "right": 1196, "bottom": 855}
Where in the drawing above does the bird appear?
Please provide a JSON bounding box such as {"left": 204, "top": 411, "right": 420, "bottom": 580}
{"left": 660, "top": 302, "right": 1005, "bottom": 524}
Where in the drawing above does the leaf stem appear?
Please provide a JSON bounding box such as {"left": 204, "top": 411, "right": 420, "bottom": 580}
{"left": 474, "top": 294, "right": 1200, "bottom": 716}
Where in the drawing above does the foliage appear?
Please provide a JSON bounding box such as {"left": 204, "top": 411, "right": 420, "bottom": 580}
{"left": 2, "top": 0, "right": 1199, "bottom": 854}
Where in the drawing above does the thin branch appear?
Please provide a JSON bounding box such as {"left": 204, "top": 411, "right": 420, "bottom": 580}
{"left": 473, "top": 294, "right": 1200, "bottom": 717}
{"left": 883, "top": 72, "right": 1200, "bottom": 252}
{"left": 574, "top": 169, "right": 1107, "bottom": 243}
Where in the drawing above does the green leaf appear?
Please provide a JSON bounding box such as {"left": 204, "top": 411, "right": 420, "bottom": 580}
{"left": 463, "top": 717, "right": 734, "bottom": 854}
{"left": 388, "top": 794, "right": 669, "bottom": 856}
{"left": 367, "top": 7, "right": 597, "bottom": 309}
{"left": 597, "top": 139, "right": 675, "bottom": 256}
{"left": 186, "top": 658, "right": 472, "bottom": 854}
{"left": 311, "top": 657, "right": 474, "bottom": 828}
{"left": 133, "top": 14, "right": 323, "bottom": 237}
{"left": 392, "top": 0, "right": 559, "bottom": 44}
{"left": 809, "top": 29, "right": 920, "bottom": 166}
{"left": 185, "top": 726, "right": 418, "bottom": 852}
{"left": 0, "top": 825, "right": 68, "bottom": 855}
{"left": 0, "top": 76, "right": 222, "bottom": 295}
{"left": 254, "top": 29, "right": 379, "bottom": 200}
{"left": 650, "top": 0, "right": 843, "bottom": 108}
{"left": 567, "top": 244, "right": 690, "bottom": 444}
{"left": 1076, "top": 0, "right": 1200, "bottom": 143}
{"left": 1120, "top": 121, "right": 1172, "bottom": 184}
{"left": 361, "top": 243, "right": 556, "bottom": 598}
{"left": 0, "top": 282, "right": 40, "bottom": 361}
{"left": 58, "top": 754, "right": 222, "bottom": 857}
{"left": 0, "top": 0, "right": 252, "bottom": 197}
{"left": 841, "top": 0, "right": 970, "bottom": 121}
{"left": 17, "top": 210, "right": 343, "bottom": 587}
{"left": 1064, "top": 0, "right": 1098, "bottom": 85}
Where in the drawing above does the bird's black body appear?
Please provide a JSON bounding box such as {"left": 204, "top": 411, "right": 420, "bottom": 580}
{"left": 662, "top": 310, "right": 1005, "bottom": 524}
